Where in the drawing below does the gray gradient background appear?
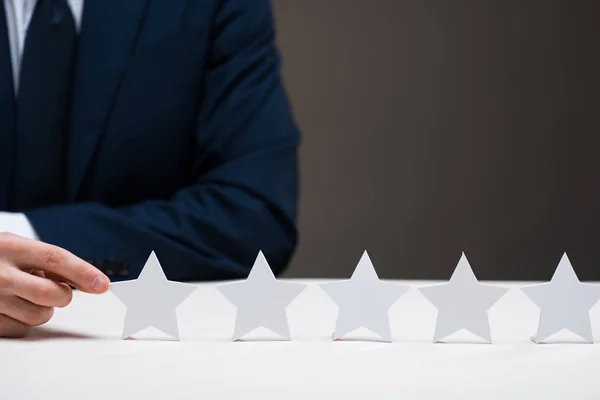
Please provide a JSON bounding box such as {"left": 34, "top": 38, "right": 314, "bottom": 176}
{"left": 273, "top": 0, "right": 600, "bottom": 280}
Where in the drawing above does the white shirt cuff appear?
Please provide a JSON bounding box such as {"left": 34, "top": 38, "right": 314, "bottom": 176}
{"left": 0, "top": 212, "right": 40, "bottom": 240}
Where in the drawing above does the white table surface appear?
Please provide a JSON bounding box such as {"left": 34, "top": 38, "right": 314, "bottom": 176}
{"left": 1, "top": 279, "right": 600, "bottom": 400}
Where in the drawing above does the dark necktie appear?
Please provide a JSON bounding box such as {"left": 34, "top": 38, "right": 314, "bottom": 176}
{"left": 12, "top": 0, "right": 76, "bottom": 210}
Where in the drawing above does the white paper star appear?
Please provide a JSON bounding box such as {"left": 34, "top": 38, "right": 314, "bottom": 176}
{"left": 419, "top": 252, "right": 508, "bottom": 343}
{"left": 110, "top": 252, "right": 197, "bottom": 340}
{"left": 319, "top": 251, "right": 409, "bottom": 342}
{"left": 522, "top": 253, "right": 600, "bottom": 343}
{"left": 216, "top": 251, "right": 307, "bottom": 341}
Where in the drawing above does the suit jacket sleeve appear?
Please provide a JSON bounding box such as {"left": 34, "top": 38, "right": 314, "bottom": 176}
{"left": 26, "top": 0, "right": 300, "bottom": 281}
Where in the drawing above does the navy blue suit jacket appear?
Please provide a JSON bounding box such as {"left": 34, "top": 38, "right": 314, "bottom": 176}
{"left": 0, "top": 0, "right": 300, "bottom": 281}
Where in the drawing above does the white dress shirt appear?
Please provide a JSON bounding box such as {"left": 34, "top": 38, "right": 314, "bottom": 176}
{"left": 0, "top": 0, "right": 84, "bottom": 240}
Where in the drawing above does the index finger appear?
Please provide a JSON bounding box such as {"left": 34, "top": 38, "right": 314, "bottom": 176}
{"left": 1, "top": 234, "right": 110, "bottom": 294}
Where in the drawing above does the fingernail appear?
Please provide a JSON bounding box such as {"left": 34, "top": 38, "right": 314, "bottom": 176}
{"left": 92, "top": 276, "right": 108, "bottom": 293}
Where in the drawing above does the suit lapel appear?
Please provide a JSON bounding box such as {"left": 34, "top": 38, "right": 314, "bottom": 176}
{"left": 0, "top": 1, "right": 16, "bottom": 209}
{"left": 67, "top": 0, "right": 149, "bottom": 200}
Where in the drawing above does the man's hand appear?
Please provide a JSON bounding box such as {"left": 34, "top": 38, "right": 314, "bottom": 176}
{"left": 0, "top": 232, "right": 109, "bottom": 338}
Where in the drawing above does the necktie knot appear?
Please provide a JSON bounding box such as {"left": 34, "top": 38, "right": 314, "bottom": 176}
{"left": 50, "top": 0, "right": 69, "bottom": 25}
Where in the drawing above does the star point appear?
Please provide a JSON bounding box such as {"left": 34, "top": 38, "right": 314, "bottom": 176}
{"left": 135, "top": 251, "right": 168, "bottom": 281}
{"left": 245, "top": 250, "right": 277, "bottom": 281}
{"left": 449, "top": 252, "right": 478, "bottom": 282}
{"left": 350, "top": 250, "right": 379, "bottom": 280}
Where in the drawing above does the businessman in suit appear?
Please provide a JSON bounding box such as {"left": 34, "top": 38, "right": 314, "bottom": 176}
{"left": 0, "top": 0, "right": 299, "bottom": 337}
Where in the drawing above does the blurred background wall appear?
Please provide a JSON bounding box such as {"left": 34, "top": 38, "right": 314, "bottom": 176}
{"left": 273, "top": 0, "right": 600, "bottom": 280}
